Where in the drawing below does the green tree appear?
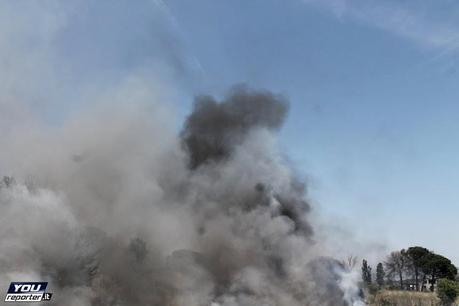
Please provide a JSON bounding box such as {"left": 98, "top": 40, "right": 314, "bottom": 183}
{"left": 437, "top": 278, "right": 459, "bottom": 305}
{"left": 385, "top": 250, "right": 407, "bottom": 290}
{"left": 406, "top": 246, "right": 430, "bottom": 291}
{"left": 422, "top": 253, "right": 457, "bottom": 291}
{"left": 376, "top": 262, "right": 385, "bottom": 288}
{"left": 362, "top": 259, "right": 372, "bottom": 286}
{"left": 384, "top": 247, "right": 457, "bottom": 292}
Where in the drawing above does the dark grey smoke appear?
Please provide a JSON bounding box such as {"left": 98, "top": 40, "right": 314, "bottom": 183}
{"left": 181, "top": 85, "right": 288, "bottom": 169}
{"left": 0, "top": 86, "right": 362, "bottom": 306}
{"left": 181, "top": 86, "right": 312, "bottom": 237}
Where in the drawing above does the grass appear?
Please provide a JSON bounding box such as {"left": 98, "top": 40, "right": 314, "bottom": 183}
{"left": 368, "top": 290, "right": 442, "bottom": 306}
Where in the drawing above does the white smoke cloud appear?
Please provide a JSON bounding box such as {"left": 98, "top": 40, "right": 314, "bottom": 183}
{"left": 338, "top": 267, "right": 366, "bottom": 306}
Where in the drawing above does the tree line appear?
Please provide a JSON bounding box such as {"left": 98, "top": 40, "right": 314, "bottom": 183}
{"left": 362, "top": 246, "right": 457, "bottom": 291}
{"left": 361, "top": 246, "right": 459, "bottom": 304}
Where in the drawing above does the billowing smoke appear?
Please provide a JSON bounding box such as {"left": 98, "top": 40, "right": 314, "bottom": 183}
{"left": 181, "top": 86, "right": 288, "bottom": 169}
{"left": 0, "top": 85, "right": 365, "bottom": 305}
{"left": 180, "top": 86, "right": 312, "bottom": 236}
{"left": 0, "top": 2, "right": 367, "bottom": 305}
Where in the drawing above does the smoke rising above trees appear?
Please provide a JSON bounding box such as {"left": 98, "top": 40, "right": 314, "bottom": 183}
{"left": 0, "top": 85, "right": 366, "bottom": 305}
{"left": 0, "top": 2, "right": 376, "bottom": 305}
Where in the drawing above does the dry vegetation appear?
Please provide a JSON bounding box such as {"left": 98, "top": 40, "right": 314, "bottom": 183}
{"left": 368, "top": 290, "right": 441, "bottom": 306}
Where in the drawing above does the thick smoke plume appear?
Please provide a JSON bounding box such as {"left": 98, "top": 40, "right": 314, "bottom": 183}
{"left": 0, "top": 2, "right": 366, "bottom": 305}
{"left": 0, "top": 85, "right": 364, "bottom": 306}
{"left": 181, "top": 86, "right": 288, "bottom": 169}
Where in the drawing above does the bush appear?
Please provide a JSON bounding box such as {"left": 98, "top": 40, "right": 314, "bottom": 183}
{"left": 437, "top": 278, "right": 459, "bottom": 305}
{"left": 368, "top": 283, "right": 380, "bottom": 295}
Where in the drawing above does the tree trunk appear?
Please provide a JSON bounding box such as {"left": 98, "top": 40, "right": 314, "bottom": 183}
{"left": 399, "top": 271, "right": 404, "bottom": 290}
{"left": 421, "top": 274, "right": 426, "bottom": 291}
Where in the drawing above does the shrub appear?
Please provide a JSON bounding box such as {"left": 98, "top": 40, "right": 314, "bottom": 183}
{"left": 368, "top": 283, "right": 380, "bottom": 295}
{"left": 437, "top": 278, "right": 459, "bottom": 305}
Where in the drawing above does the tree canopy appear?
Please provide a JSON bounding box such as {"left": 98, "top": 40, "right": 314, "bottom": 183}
{"left": 362, "top": 259, "right": 372, "bottom": 286}
{"left": 384, "top": 246, "right": 457, "bottom": 292}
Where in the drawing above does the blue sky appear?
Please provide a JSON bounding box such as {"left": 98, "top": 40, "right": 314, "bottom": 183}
{"left": 162, "top": 0, "right": 459, "bottom": 264}
{"left": 1, "top": 0, "right": 458, "bottom": 264}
